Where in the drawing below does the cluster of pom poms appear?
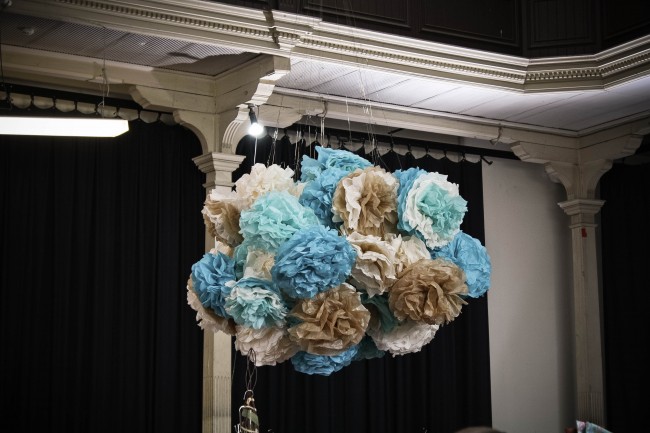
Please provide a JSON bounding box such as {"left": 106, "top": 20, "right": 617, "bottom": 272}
{"left": 188, "top": 147, "right": 491, "bottom": 375}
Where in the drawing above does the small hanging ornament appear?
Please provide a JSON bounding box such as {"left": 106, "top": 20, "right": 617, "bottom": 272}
{"left": 235, "top": 349, "right": 259, "bottom": 433}
{"left": 236, "top": 390, "right": 259, "bottom": 433}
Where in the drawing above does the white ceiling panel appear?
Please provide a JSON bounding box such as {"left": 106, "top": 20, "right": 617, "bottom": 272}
{"left": 556, "top": 90, "right": 650, "bottom": 130}
{"left": 365, "top": 78, "right": 461, "bottom": 106}
{"left": 276, "top": 60, "right": 356, "bottom": 91}
{"left": 460, "top": 92, "right": 568, "bottom": 119}
{"left": 310, "top": 68, "right": 409, "bottom": 99}
{"left": 509, "top": 92, "right": 596, "bottom": 128}
{"left": 412, "top": 86, "right": 510, "bottom": 113}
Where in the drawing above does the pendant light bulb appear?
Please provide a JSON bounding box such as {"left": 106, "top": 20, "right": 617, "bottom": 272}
{"left": 248, "top": 106, "right": 264, "bottom": 137}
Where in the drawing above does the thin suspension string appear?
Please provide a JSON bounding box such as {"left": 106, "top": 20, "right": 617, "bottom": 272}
{"left": 252, "top": 106, "right": 260, "bottom": 164}
{"left": 245, "top": 348, "right": 257, "bottom": 392}
{"left": 97, "top": 26, "right": 111, "bottom": 117}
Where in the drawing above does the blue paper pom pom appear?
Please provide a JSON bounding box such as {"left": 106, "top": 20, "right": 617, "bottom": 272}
{"left": 432, "top": 231, "right": 491, "bottom": 298}
{"left": 300, "top": 147, "right": 372, "bottom": 183}
{"left": 416, "top": 181, "right": 468, "bottom": 243}
{"left": 190, "top": 252, "right": 237, "bottom": 318}
{"left": 361, "top": 293, "right": 399, "bottom": 334}
{"left": 300, "top": 154, "right": 325, "bottom": 183}
{"left": 272, "top": 225, "right": 357, "bottom": 299}
{"left": 225, "top": 277, "right": 288, "bottom": 329}
{"left": 353, "top": 336, "right": 385, "bottom": 361}
{"left": 232, "top": 239, "right": 253, "bottom": 280}
{"left": 291, "top": 345, "right": 359, "bottom": 375}
{"left": 239, "top": 191, "right": 319, "bottom": 252}
{"left": 395, "top": 167, "right": 427, "bottom": 234}
{"left": 299, "top": 166, "right": 348, "bottom": 227}
{"left": 317, "top": 146, "right": 372, "bottom": 172}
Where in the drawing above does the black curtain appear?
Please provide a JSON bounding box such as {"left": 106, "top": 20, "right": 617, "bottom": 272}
{"left": 233, "top": 139, "right": 492, "bottom": 433}
{"left": 0, "top": 120, "right": 205, "bottom": 433}
{"left": 600, "top": 154, "right": 650, "bottom": 432}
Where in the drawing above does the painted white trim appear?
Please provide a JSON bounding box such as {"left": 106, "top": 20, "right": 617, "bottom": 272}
{"left": 8, "top": 0, "right": 650, "bottom": 92}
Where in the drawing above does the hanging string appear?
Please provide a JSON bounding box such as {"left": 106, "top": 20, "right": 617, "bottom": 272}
{"left": 266, "top": 127, "right": 279, "bottom": 167}
{"left": 245, "top": 348, "right": 257, "bottom": 392}
{"left": 235, "top": 349, "right": 260, "bottom": 433}
{"left": 97, "top": 26, "right": 111, "bottom": 118}
{"left": 252, "top": 135, "right": 259, "bottom": 165}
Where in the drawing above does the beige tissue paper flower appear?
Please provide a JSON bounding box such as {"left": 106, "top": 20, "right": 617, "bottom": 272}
{"left": 242, "top": 249, "right": 275, "bottom": 280}
{"left": 347, "top": 232, "right": 398, "bottom": 297}
{"left": 387, "top": 233, "right": 431, "bottom": 275}
{"left": 202, "top": 189, "right": 243, "bottom": 247}
{"left": 288, "top": 283, "right": 370, "bottom": 356}
{"left": 389, "top": 258, "right": 468, "bottom": 325}
{"left": 332, "top": 166, "right": 398, "bottom": 237}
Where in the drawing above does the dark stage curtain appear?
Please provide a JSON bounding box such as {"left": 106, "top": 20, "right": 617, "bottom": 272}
{"left": 600, "top": 157, "right": 650, "bottom": 432}
{"left": 233, "top": 139, "right": 492, "bottom": 433}
{"left": 0, "top": 120, "right": 206, "bottom": 433}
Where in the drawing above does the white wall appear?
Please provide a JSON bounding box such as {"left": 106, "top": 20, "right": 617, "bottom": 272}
{"left": 483, "top": 158, "right": 575, "bottom": 433}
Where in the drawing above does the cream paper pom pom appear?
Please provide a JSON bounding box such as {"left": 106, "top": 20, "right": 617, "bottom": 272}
{"left": 367, "top": 319, "right": 439, "bottom": 356}
{"left": 235, "top": 163, "right": 297, "bottom": 209}
{"left": 347, "top": 232, "right": 398, "bottom": 297}
{"left": 235, "top": 325, "right": 299, "bottom": 366}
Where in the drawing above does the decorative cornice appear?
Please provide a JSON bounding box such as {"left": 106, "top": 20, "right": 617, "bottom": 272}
{"left": 7, "top": 0, "right": 650, "bottom": 92}
{"left": 295, "top": 38, "right": 526, "bottom": 85}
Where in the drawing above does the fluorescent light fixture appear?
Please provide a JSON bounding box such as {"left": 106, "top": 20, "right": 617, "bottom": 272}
{"left": 247, "top": 106, "right": 264, "bottom": 137}
{"left": 0, "top": 116, "right": 129, "bottom": 137}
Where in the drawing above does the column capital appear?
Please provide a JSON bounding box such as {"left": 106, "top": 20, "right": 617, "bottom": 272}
{"left": 193, "top": 152, "right": 245, "bottom": 191}
{"left": 558, "top": 199, "right": 605, "bottom": 227}
{"left": 511, "top": 119, "right": 646, "bottom": 201}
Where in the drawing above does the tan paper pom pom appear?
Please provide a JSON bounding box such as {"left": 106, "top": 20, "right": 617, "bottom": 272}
{"left": 389, "top": 258, "right": 468, "bottom": 325}
{"left": 288, "top": 283, "right": 370, "bottom": 356}
{"left": 202, "top": 191, "right": 243, "bottom": 247}
{"left": 332, "top": 166, "right": 398, "bottom": 237}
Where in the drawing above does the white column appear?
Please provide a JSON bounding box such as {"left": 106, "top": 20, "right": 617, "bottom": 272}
{"left": 193, "top": 152, "right": 245, "bottom": 433}
{"left": 558, "top": 199, "right": 606, "bottom": 426}
{"left": 511, "top": 126, "right": 645, "bottom": 426}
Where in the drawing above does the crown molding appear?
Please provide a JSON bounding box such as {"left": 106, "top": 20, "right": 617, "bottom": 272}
{"left": 7, "top": 0, "right": 650, "bottom": 93}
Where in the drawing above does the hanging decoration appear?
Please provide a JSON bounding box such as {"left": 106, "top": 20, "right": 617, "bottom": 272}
{"left": 187, "top": 145, "right": 492, "bottom": 376}
{"left": 236, "top": 349, "right": 260, "bottom": 433}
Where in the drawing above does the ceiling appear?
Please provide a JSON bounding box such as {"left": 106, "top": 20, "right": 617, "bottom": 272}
{"left": 2, "top": 0, "right": 650, "bottom": 155}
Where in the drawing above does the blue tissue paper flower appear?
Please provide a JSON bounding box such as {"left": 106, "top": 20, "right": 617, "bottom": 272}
{"left": 299, "top": 166, "right": 348, "bottom": 227}
{"left": 432, "top": 231, "right": 491, "bottom": 298}
{"left": 300, "top": 154, "right": 325, "bottom": 182}
{"left": 353, "top": 336, "right": 385, "bottom": 361}
{"left": 361, "top": 293, "right": 399, "bottom": 334}
{"left": 232, "top": 239, "right": 253, "bottom": 280}
{"left": 190, "top": 252, "right": 237, "bottom": 318}
{"left": 272, "top": 225, "right": 357, "bottom": 299}
{"left": 416, "top": 181, "right": 468, "bottom": 243}
{"left": 225, "top": 277, "right": 288, "bottom": 329}
{"left": 395, "top": 167, "right": 427, "bottom": 234}
{"left": 317, "top": 146, "right": 372, "bottom": 173}
{"left": 291, "top": 345, "right": 359, "bottom": 376}
{"left": 239, "top": 191, "right": 319, "bottom": 252}
{"left": 300, "top": 147, "right": 371, "bottom": 183}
